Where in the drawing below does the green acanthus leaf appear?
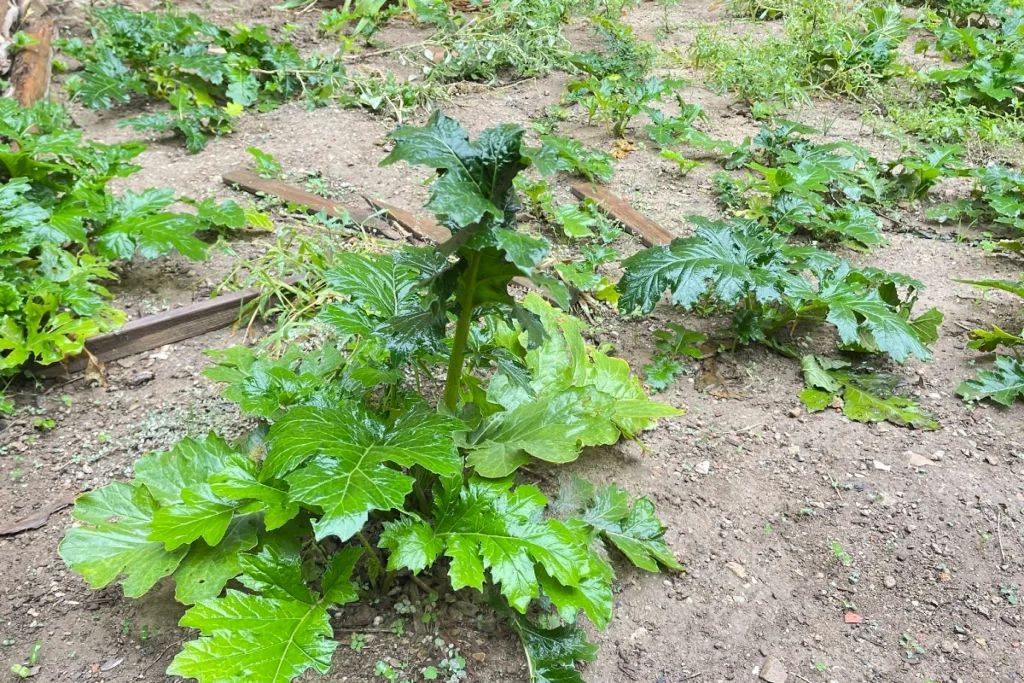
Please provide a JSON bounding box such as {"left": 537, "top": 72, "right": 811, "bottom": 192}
{"left": 799, "top": 355, "right": 939, "bottom": 430}
{"left": 167, "top": 545, "right": 362, "bottom": 683}
{"left": 58, "top": 482, "right": 188, "bottom": 598}
{"left": 380, "top": 111, "right": 528, "bottom": 231}
{"left": 264, "top": 402, "right": 463, "bottom": 541}
{"left": 380, "top": 477, "right": 593, "bottom": 613}
{"left": 504, "top": 608, "right": 598, "bottom": 683}
{"left": 958, "top": 355, "right": 1024, "bottom": 406}
{"left": 582, "top": 484, "right": 684, "bottom": 573}
{"left": 461, "top": 293, "right": 682, "bottom": 477}
{"left": 172, "top": 514, "right": 260, "bottom": 604}
{"left": 135, "top": 435, "right": 252, "bottom": 550}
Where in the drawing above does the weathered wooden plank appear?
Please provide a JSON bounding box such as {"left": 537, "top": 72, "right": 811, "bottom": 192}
{"left": 36, "top": 283, "right": 276, "bottom": 377}
{"left": 2, "top": 0, "right": 53, "bottom": 107}
{"left": 363, "top": 196, "right": 452, "bottom": 243}
{"left": 570, "top": 183, "right": 674, "bottom": 247}
{"left": 222, "top": 169, "right": 402, "bottom": 240}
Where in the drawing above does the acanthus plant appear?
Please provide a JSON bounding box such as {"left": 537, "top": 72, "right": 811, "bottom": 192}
{"left": 617, "top": 215, "right": 943, "bottom": 426}
{"left": 59, "top": 112, "right": 683, "bottom": 683}
{"left": 0, "top": 99, "right": 259, "bottom": 403}
{"left": 927, "top": 164, "right": 1024, "bottom": 255}
{"left": 712, "top": 121, "right": 964, "bottom": 250}
{"left": 955, "top": 275, "right": 1024, "bottom": 406}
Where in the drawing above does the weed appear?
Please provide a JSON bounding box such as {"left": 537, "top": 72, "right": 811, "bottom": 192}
{"left": 692, "top": 0, "right": 908, "bottom": 113}
{"left": 900, "top": 632, "right": 925, "bottom": 660}
{"left": 568, "top": 74, "right": 683, "bottom": 137}
{"left": 350, "top": 633, "right": 366, "bottom": 652}
{"left": 248, "top": 147, "right": 283, "bottom": 179}
{"left": 1000, "top": 584, "right": 1018, "bottom": 605}
{"left": 831, "top": 542, "right": 853, "bottom": 566}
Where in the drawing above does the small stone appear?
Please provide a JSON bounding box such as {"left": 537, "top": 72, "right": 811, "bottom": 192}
{"left": 759, "top": 655, "right": 788, "bottom": 683}
{"left": 977, "top": 606, "right": 991, "bottom": 619}
{"left": 984, "top": 455, "right": 999, "bottom": 466}
{"left": 907, "top": 451, "right": 937, "bottom": 468}
{"left": 883, "top": 576, "right": 897, "bottom": 589}
{"left": 630, "top": 626, "right": 649, "bottom": 643}
{"left": 873, "top": 460, "right": 891, "bottom": 472}
{"left": 788, "top": 407, "right": 801, "bottom": 418}
{"left": 726, "top": 435, "right": 742, "bottom": 447}
{"left": 726, "top": 562, "right": 747, "bottom": 579}
{"left": 694, "top": 461, "right": 711, "bottom": 475}
{"left": 127, "top": 371, "right": 155, "bottom": 387}
{"left": 471, "top": 652, "right": 486, "bottom": 663}
{"left": 713, "top": 641, "right": 725, "bottom": 650}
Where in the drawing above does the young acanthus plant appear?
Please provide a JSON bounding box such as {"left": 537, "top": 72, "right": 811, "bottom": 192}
{"left": 58, "top": 112, "right": 683, "bottom": 683}
{"left": 617, "top": 215, "right": 943, "bottom": 364}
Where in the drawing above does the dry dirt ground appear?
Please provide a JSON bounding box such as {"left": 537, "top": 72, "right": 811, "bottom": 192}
{"left": 1, "top": 1, "right": 1023, "bottom": 682}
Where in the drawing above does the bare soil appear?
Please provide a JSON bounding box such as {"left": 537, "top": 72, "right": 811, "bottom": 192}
{"left": 1, "top": 1, "right": 1022, "bottom": 683}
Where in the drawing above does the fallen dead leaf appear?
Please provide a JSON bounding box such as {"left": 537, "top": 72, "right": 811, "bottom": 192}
{"left": 610, "top": 139, "right": 636, "bottom": 159}
{"left": 84, "top": 349, "right": 106, "bottom": 387}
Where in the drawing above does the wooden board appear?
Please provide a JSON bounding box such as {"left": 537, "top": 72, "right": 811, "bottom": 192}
{"left": 2, "top": 0, "right": 53, "bottom": 107}
{"left": 36, "top": 282, "right": 280, "bottom": 377}
{"left": 570, "top": 183, "right": 674, "bottom": 247}
{"left": 222, "top": 169, "right": 402, "bottom": 240}
{"left": 364, "top": 196, "right": 452, "bottom": 243}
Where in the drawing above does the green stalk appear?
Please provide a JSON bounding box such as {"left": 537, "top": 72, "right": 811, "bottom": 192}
{"left": 357, "top": 531, "right": 383, "bottom": 591}
{"left": 443, "top": 251, "right": 481, "bottom": 411}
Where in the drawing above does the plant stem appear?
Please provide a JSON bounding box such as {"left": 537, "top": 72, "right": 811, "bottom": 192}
{"left": 443, "top": 250, "right": 481, "bottom": 411}
{"left": 357, "top": 531, "right": 383, "bottom": 591}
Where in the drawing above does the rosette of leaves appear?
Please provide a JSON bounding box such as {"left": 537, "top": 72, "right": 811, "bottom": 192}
{"left": 955, "top": 276, "right": 1024, "bottom": 406}
{"left": 60, "top": 113, "right": 683, "bottom": 683}
{"left": 927, "top": 10, "right": 1024, "bottom": 114}
{"left": 62, "top": 6, "right": 349, "bottom": 151}
{"left": 714, "top": 121, "right": 962, "bottom": 249}
{"left": 928, "top": 165, "right": 1024, "bottom": 254}
{"left": 0, "top": 100, "right": 247, "bottom": 375}
{"left": 617, "top": 216, "right": 942, "bottom": 363}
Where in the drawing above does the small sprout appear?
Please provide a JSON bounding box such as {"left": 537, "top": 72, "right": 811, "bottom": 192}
{"left": 831, "top": 542, "right": 853, "bottom": 567}
{"left": 33, "top": 418, "right": 55, "bottom": 431}
{"left": 1000, "top": 584, "right": 1018, "bottom": 606}
{"left": 350, "top": 633, "right": 366, "bottom": 653}
{"left": 10, "top": 665, "right": 31, "bottom": 678}
{"left": 900, "top": 633, "right": 924, "bottom": 660}
{"left": 422, "top": 666, "right": 438, "bottom": 680}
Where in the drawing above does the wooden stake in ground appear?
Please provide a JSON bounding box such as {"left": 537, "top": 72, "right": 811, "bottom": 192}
{"left": 2, "top": 0, "right": 54, "bottom": 107}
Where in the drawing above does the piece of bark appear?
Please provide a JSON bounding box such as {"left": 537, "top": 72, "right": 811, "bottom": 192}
{"left": 3, "top": 0, "right": 53, "bottom": 107}
{"left": 0, "top": 494, "right": 74, "bottom": 536}
{"left": 570, "top": 183, "right": 674, "bottom": 247}
{"left": 222, "top": 169, "right": 402, "bottom": 240}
